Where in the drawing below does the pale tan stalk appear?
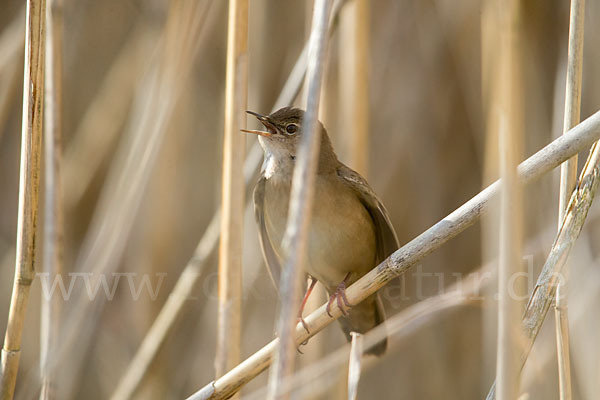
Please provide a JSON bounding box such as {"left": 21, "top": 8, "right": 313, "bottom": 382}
{"left": 347, "top": 332, "right": 363, "bottom": 400}
{"left": 555, "top": 2, "right": 585, "bottom": 399}
{"left": 186, "top": 110, "right": 600, "bottom": 400}
{"left": 39, "top": 0, "right": 63, "bottom": 399}
{"left": 215, "top": 0, "right": 248, "bottom": 384}
{"left": 559, "top": 0, "right": 586, "bottom": 221}
{"left": 495, "top": 1, "right": 524, "bottom": 399}
{"left": 0, "top": 1, "right": 46, "bottom": 399}
{"left": 335, "top": 4, "right": 370, "bottom": 398}
{"left": 266, "top": 1, "right": 333, "bottom": 399}
{"left": 339, "top": 0, "right": 369, "bottom": 176}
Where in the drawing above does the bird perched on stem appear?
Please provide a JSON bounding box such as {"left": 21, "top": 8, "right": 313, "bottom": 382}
{"left": 243, "top": 107, "right": 398, "bottom": 356}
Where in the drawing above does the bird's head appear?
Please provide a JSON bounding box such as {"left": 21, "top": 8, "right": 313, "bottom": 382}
{"left": 242, "top": 107, "right": 333, "bottom": 162}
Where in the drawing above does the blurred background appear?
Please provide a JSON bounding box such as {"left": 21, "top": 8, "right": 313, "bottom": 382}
{"left": 1, "top": 0, "right": 600, "bottom": 399}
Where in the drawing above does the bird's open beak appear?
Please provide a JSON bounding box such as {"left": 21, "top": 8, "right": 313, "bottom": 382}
{"left": 241, "top": 110, "right": 276, "bottom": 137}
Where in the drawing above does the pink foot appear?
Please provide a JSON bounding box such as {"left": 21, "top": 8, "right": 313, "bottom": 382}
{"left": 326, "top": 274, "right": 352, "bottom": 317}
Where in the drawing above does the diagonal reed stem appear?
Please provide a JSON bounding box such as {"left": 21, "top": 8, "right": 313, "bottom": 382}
{"left": 186, "top": 110, "right": 600, "bottom": 400}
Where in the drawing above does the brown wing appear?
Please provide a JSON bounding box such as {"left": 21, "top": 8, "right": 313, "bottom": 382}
{"left": 253, "top": 175, "right": 282, "bottom": 292}
{"left": 337, "top": 165, "right": 399, "bottom": 262}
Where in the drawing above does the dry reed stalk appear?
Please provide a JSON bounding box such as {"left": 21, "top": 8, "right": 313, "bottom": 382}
{"left": 554, "top": 283, "right": 571, "bottom": 400}
{"left": 266, "top": 1, "right": 333, "bottom": 399}
{"left": 186, "top": 111, "right": 600, "bottom": 400}
{"left": 347, "top": 332, "right": 363, "bottom": 400}
{"left": 0, "top": 1, "right": 46, "bottom": 399}
{"left": 248, "top": 215, "right": 594, "bottom": 400}
{"left": 495, "top": 1, "right": 524, "bottom": 399}
{"left": 335, "top": 4, "right": 370, "bottom": 398}
{"left": 555, "top": 2, "right": 585, "bottom": 399}
{"left": 486, "top": 143, "right": 600, "bottom": 400}
{"left": 559, "top": 0, "right": 586, "bottom": 222}
{"left": 39, "top": 0, "right": 63, "bottom": 399}
{"left": 110, "top": 3, "right": 348, "bottom": 397}
{"left": 215, "top": 0, "right": 248, "bottom": 383}
{"left": 339, "top": 0, "right": 369, "bottom": 176}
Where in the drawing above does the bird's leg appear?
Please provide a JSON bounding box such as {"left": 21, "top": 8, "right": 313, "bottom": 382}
{"left": 297, "top": 276, "right": 318, "bottom": 334}
{"left": 326, "top": 273, "right": 353, "bottom": 317}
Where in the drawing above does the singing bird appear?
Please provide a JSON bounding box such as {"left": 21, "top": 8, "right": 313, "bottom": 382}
{"left": 244, "top": 107, "right": 398, "bottom": 355}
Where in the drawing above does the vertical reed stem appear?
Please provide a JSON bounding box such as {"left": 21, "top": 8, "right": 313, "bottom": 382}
{"left": 215, "top": 0, "right": 248, "bottom": 383}
{"left": 555, "top": 1, "right": 584, "bottom": 399}
{"left": 347, "top": 332, "right": 363, "bottom": 400}
{"left": 266, "top": 1, "right": 333, "bottom": 398}
{"left": 1, "top": 1, "right": 46, "bottom": 398}
{"left": 339, "top": 0, "right": 370, "bottom": 176}
{"left": 495, "top": 1, "right": 524, "bottom": 399}
{"left": 39, "top": 0, "right": 63, "bottom": 399}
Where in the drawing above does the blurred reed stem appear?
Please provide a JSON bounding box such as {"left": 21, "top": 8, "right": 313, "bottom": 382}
{"left": 187, "top": 110, "right": 600, "bottom": 400}
{"left": 336, "top": 4, "right": 370, "bottom": 398}
{"left": 215, "top": 0, "right": 248, "bottom": 384}
{"left": 555, "top": 1, "right": 585, "bottom": 399}
{"left": 339, "top": 0, "right": 369, "bottom": 176}
{"left": 266, "top": 1, "right": 333, "bottom": 399}
{"left": 39, "top": 0, "right": 64, "bottom": 399}
{"left": 347, "top": 332, "right": 363, "bottom": 400}
{"left": 495, "top": 1, "right": 524, "bottom": 399}
{"left": 0, "top": 1, "right": 46, "bottom": 399}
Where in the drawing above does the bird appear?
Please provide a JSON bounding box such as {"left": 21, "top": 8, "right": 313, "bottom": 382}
{"left": 242, "top": 107, "right": 399, "bottom": 356}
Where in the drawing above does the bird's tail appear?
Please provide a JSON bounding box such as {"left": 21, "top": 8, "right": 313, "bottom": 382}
{"left": 337, "top": 293, "right": 387, "bottom": 356}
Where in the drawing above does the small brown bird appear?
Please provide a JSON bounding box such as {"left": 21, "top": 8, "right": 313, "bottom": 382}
{"left": 243, "top": 107, "right": 398, "bottom": 355}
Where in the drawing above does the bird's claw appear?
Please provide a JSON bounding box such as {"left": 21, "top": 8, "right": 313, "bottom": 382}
{"left": 296, "top": 338, "right": 310, "bottom": 354}
{"left": 298, "top": 316, "right": 310, "bottom": 334}
{"left": 326, "top": 281, "right": 352, "bottom": 317}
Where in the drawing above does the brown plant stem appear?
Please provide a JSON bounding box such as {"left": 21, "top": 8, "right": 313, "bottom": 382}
{"left": 0, "top": 0, "right": 46, "bottom": 398}
{"left": 215, "top": 0, "right": 248, "bottom": 384}
{"left": 495, "top": 1, "right": 524, "bottom": 399}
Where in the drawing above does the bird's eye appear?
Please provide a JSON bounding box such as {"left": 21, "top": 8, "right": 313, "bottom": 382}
{"left": 285, "top": 124, "right": 298, "bottom": 134}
